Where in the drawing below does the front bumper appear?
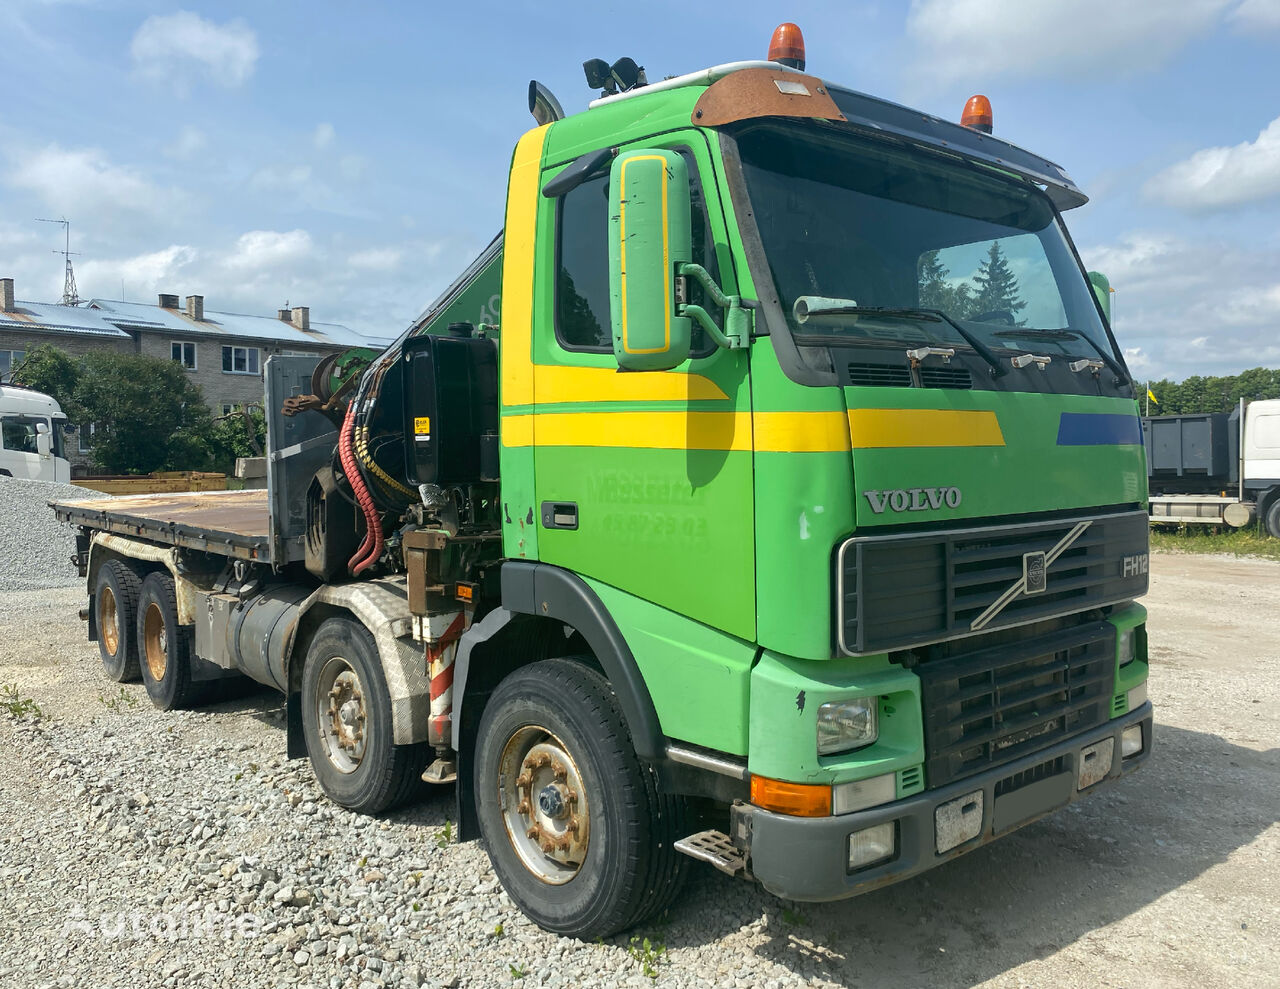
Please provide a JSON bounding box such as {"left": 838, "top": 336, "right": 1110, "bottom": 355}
{"left": 743, "top": 703, "right": 1152, "bottom": 902}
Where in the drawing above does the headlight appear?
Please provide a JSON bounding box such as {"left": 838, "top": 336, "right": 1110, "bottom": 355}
{"left": 1117, "top": 627, "right": 1137, "bottom": 666}
{"left": 817, "top": 698, "right": 878, "bottom": 756}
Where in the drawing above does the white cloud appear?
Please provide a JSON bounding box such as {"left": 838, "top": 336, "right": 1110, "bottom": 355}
{"left": 906, "top": 0, "right": 1232, "bottom": 84}
{"left": 222, "top": 230, "right": 313, "bottom": 271}
{"left": 131, "top": 11, "right": 259, "bottom": 93}
{"left": 1230, "top": 0, "right": 1280, "bottom": 29}
{"left": 8, "top": 144, "right": 182, "bottom": 219}
{"left": 1144, "top": 115, "right": 1280, "bottom": 210}
{"left": 313, "top": 123, "right": 335, "bottom": 150}
{"left": 79, "top": 245, "right": 198, "bottom": 302}
{"left": 347, "top": 248, "right": 403, "bottom": 271}
{"left": 1081, "top": 232, "right": 1280, "bottom": 378}
{"left": 164, "top": 125, "right": 207, "bottom": 160}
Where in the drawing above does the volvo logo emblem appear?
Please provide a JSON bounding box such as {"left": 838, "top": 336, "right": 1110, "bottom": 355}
{"left": 970, "top": 521, "right": 1093, "bottom": 631}
{"left": 864, "top": 486, "right": 962, "bottom": 514}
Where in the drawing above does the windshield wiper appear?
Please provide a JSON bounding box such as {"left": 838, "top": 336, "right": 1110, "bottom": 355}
{"left": 793, "top": 298, "right": 1006, "bottom": 377}
{"left": 993, "top": 327, "right": 1128, "bottom": 384}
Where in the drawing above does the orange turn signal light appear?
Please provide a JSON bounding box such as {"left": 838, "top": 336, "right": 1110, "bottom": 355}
{"left": 768, "top": 22, "right": 806, "bottom": 71}
{"left": 750, "top": 775, "right": 831, "bottom": 817}
{"left": 961, "top": 94, "right": 993, "bottom": 134}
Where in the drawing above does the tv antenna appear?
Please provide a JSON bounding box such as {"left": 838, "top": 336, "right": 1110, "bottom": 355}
{"left": 36, "top": 217, "right": 81, "bottom": 306}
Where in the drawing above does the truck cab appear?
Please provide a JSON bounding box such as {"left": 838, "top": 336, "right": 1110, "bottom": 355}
{"left": 0, "top": 384, "right": 71, "bottom": 483}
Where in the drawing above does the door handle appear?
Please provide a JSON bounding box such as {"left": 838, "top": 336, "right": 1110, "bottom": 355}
{"left": 541, "top": 501, "right": 578, "bottom": 530}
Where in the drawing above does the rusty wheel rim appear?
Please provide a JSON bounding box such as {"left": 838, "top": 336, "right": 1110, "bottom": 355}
{"left": 316, "top": 656, "right": 367, "bottom": 774}
{"left": 142, "top": 602, "right": 167, "bottom": 682}
{"left": 99, "top": 585, "right": 119, "bottom": 657}
{"left": 498, "top": 725, "right": 590, "bottom": 885}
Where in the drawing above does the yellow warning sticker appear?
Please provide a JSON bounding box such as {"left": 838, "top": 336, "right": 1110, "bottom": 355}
{"left": 413, "top": 416, "right": 431, "bottom": 435}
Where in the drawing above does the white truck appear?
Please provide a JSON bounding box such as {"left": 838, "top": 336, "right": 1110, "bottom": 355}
{"left": 0, "top": 383, "right": 71, "bottom": 483}
{"left": 1143, "top": 398, "right": 1280, "bottom": 536}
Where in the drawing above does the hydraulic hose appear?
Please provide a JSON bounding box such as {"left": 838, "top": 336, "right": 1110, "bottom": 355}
{"left": 355, "top": 423, "right": 416, "bottom": 500}
{"left": 338, "top": 402, "right": 381, "bottom": 575}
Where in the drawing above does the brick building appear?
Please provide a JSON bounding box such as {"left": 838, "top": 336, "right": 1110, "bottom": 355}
{"left": 0, "top": 276, "right": 390, "bottom": 466}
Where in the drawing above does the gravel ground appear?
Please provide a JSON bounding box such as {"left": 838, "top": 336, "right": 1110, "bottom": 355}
{"left": 0, "top": 478, "right": 106, "bottom": 592}
{"left": 0, "top": 552, "right": 1277, "bottom": 988}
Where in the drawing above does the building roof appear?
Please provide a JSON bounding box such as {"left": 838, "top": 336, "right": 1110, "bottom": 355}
{"left": 0, "top": 301, "right": 133, "bottom": 339}
{"left": 88, "top": 299, "right": 392, "bottom": 349}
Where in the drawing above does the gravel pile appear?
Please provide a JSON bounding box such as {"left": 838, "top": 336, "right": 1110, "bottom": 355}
{"left": 0, "top": 478, "right": 106, "bottom": 592}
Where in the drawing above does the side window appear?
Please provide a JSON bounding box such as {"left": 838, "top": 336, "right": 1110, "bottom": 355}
{"left": 555, "top": 148, "right": 722, "bottom": 355}
{"left": 1, "top": 417, "right": 39, "bottom": 454}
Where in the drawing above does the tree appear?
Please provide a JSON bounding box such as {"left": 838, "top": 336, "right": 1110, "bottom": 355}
{"left": 10, "top": 344, "right": 83, "bottom": 418}
{"left": 970, "top": 241, "right": 1026, "bottom": 323}
{"left": 206, "top": 407, "right": 267, "bottom": 474}
{"left": 73, "top": 351, "right": 214, "bottom": 474}
{"left": 917, "top": 250, "right": 975, "bottom": 317}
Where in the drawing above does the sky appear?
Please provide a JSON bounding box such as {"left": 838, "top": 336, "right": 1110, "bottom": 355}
{"left": 1, "top": 0, "right": 1278, "bottom": 381}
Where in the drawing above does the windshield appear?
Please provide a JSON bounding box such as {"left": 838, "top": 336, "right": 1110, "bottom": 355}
{"left": 734, "top": 125, "right": 1119, "bottom": 367}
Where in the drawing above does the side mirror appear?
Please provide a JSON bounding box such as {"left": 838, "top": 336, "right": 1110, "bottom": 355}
{"left": 608, "top": 149, "right": 692, "bottom": 371}
{"left": 1087, "top": 271, "right": 1112, "bottom": 324}
{"left": 35, "top": 421, "right": 51, "bottom": 457}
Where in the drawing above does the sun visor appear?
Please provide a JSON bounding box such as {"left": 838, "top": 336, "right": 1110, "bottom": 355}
{"left": 692, "top": 67, "right": 845, "bottom": 128}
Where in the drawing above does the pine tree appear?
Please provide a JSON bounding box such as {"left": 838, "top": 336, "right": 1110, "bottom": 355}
{"left": 970, "top": 241, "right": 1027, "bottom": 323}
{"left": 917, "top": 250, "right": 975, "bottom": 317}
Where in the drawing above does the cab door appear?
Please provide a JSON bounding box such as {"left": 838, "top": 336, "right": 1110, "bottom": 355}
{"left": 528, "top": 131, "right": 755, "bottom": 640}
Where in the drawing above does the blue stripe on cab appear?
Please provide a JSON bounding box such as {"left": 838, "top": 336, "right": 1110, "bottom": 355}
{"left": 1057, "top": 412, "right": 1143, "bottom": 446}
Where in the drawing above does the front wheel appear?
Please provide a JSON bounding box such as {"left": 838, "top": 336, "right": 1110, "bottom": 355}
{"left": 474, "top": 658, "right": 688, "bottom": 940}
{"left": 299, "top": 617, "right": 426, "bottom": 814}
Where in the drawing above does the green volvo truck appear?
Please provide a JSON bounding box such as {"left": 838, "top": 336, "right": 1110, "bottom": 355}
{"left": 54, "top": 28, "right": 1152, "bottom": 939}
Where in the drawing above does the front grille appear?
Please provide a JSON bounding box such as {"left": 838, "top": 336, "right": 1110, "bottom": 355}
{"left": 920, "top": 366, "right": 972, "bottom": 389}
{"left": 846, "top": 362, "right": 911, "bottom": 388}
{"left": 838, "top": 509, "right": 1149, "bottom": 655}
{"left": 920, "top": 620, "right": 1115, "bottom": 787}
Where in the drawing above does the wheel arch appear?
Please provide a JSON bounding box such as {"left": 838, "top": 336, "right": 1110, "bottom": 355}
{"left": 451, "top": 562, "right": 665, "bottom": 840}
{"left": 283, "top": 578, "right": 431, "bottom": 749}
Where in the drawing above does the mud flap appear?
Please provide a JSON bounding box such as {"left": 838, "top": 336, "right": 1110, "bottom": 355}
{"left": 286, "top": 691, "right": 306, "bottom": 760}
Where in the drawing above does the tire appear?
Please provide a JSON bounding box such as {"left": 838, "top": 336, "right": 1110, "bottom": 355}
{"left": 474, "top": 657, "right": 689, "bottom": 940}
{"left": 136, "top": 572, "right": 199, "bottom": 710}
{"left": 1266, "top": 498, "right": 1280, "bottom": 540}
{"left": 95, "top": 560, "right": 142, "bottom": 682}
{"left": 300, "top": 617, "right": 427, "bottom": 814}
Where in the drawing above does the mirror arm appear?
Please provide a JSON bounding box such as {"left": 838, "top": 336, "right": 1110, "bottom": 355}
{"left": 678, "top": 263, "right": 751, "bottom": 350}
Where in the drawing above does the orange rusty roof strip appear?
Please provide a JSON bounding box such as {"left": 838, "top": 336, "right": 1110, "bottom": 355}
{"left": 692, "top": 67, "right": 845, "bottom": 128}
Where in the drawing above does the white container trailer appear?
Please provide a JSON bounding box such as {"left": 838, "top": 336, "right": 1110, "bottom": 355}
{"left": 1143, "top": 398, "right": 1280, "bottom": 536}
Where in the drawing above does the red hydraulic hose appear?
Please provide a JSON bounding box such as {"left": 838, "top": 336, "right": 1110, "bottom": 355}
{"left": 338, "top": 403, "right": 381, "bottom": 575}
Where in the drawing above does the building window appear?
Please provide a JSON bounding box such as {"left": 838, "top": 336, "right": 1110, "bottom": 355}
{"left": 220, "top": 403, "right": 242, "bottom": 417}
{"left": 222, "top": 345, "right": 260, "bottom": 375}
{"left": 78, "top": 423, "right": 95, "bottom": 454}
{"left": 0, "top": 349, "right": 25, "bottom": 379}
{"left": 170, "top": 341, "right": 197, "bottom": 370}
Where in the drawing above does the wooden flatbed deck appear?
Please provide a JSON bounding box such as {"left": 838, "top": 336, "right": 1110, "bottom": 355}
{"left": 52, "top": 489, "right": 272, "bottom": 562}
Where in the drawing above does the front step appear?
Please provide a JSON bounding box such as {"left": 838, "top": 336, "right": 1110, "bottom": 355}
{"left": 674, "top": 830, "right": 747, "bottom": 876}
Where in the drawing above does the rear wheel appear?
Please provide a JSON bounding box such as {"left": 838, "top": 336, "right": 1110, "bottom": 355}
{"left": 1259, "top": 501, "right": 1280, "bottom": 539}
{"left": 474, "top": 658, "right": 688, "bottom": 940}
{"left": 137, "top": 572, "right": 199, "bottom": 710}
{"left": 95, "top": 560, "right": 142, "bottom": 682}
{"left": 300, "top": 618, "right": 426, "bottom": 814}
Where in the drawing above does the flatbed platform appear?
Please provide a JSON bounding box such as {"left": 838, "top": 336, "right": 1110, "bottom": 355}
{"left": 52, "top": 489, "right": 272, "bottom": 562}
